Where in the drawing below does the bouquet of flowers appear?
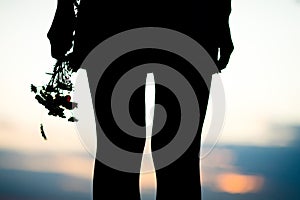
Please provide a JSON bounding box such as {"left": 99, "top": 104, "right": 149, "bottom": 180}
{"left": 31, "top": 56, "right": 78, "bottom": 122}
{"left": 31, "top": 56, "right": 78, "bottom": 139}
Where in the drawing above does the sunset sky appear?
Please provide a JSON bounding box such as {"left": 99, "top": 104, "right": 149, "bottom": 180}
{"left": 0, "top": 0, "right": 300, "bottom": 199}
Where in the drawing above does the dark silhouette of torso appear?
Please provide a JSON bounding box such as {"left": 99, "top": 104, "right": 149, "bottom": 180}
{"left": 72, "top": 0, "right": 233, "bottom": 70}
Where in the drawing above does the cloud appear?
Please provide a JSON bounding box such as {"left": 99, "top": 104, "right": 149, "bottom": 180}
{"left": 201, "top": 147, "right": 265, "bottom": 194}
{"left": 0, "top": 150, "right": 93, "bottom": 179}
{"left": 0, "top": 169, "right": 90, "bottom": 200}
{"left": 286, "top": 125, "right": 300, "bottom": 148}
{"left": 201, "top": 123, "right": 300, "bottom": 199}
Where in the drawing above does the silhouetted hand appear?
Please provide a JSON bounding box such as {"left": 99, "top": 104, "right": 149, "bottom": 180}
{"left": 217, "top": 21, "right": 234, "bottom": 72}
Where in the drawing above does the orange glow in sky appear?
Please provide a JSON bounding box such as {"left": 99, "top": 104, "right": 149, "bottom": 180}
{"left": 216, "top": 173, "right": 264, "bottom": 194}
{"left": 140, "top": 171, "right": 156, "bottom": 190}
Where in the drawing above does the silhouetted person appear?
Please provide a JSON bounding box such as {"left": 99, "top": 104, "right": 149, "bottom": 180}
{"left": 47, "top": 0, "right": 234, "bottom": 199}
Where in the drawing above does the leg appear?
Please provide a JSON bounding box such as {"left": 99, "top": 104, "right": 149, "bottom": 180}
{"left": 93, "top": 159, "right": 142, "bottom": 200}
{"left": 92, "top": 72, "right": 147, "bottom": 199}
{"left": 152, "top": 69, "right": 212, "bottom": 200}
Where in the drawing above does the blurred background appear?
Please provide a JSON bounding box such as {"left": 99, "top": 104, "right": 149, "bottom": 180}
{"left": 0, "top": 0, "right": 300, "bottom": 199}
